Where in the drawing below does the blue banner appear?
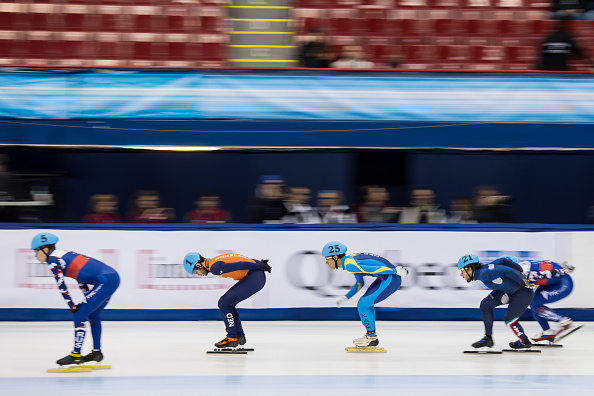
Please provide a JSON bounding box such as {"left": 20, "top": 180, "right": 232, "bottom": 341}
{"left": 1, "top": 69, "right": 594, "bottom": 122}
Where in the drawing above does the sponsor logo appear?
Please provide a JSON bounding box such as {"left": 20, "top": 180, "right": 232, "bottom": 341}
{"left": 285, "top": 250, "right": 538, "bottom": 297}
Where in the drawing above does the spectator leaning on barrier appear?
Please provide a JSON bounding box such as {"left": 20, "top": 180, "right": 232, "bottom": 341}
{"left": 184, "top": 191, "right": 233, "bottom": 223}
{"left": 398, "top": 187, "right": 446, "bottom": 224}
{"left": 315, "top": 190, "right": 358, "bottom": 224}
{"left": 82, "top": 194, "right": 121, "bottom": 223}
{"left": 126, "top": 190, "right": 176, "bottom": 223}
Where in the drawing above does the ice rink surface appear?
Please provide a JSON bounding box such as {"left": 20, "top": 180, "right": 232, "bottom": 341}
{"left": 1, "top": 320, "right": 591, "bottom": 396}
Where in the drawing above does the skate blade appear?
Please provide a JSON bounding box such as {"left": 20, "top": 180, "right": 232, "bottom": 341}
{"left": 555, "top": 324, "right": 584, "bottom": 342}
{"left": 502, "top": 348, "right": 541, "bottom": 353}
{"left": 207, "top": 348, "right": 248, "bottom": 355}
{"left": 85, "top": 364, "right": 112, "bottom": 369}
{"left": 345, "top": 347, "right": 387, "bottom": 353}
{"left": 463, "top": 350, "right": 502, "bottom": 354}
{"left": 47, "top": 366, "right": 92, "bottom": 373}
{"left": 532, "top": 342, "right": 563, "bottom": 348}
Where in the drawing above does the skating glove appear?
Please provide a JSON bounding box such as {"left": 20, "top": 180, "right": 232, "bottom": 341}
{"left": 395, "top": 266, "right": 409, "bottom": 277}
{"left": 335, "top": 296, "right": 348, "bottom": 307}
{"left": 560, "top": 261, "right": 575, "bottom": 273}
{"left": 259, "top": 259, "right": 272, "bottom": 273}
{"left": 70, "top": 304, "right": 80, "bottom": 314}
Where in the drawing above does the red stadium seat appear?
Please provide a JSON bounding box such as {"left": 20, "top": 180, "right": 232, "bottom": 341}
{"left": 201, "top": 42, "right": 226, "bottom": 61}
{"left": 292, "top": 8, "right": 328, "bottom": 35}
{"left": 358, "top": 7, "right": 393, "bottom": 36}
{"left": 363, "top": 36, "right": 397, "bottom": 65}
{"left": 199, "top": 8, "right": 226, "bottom": 34}
{"left": 327, "top": 8, "right": 363, "bottom": 36}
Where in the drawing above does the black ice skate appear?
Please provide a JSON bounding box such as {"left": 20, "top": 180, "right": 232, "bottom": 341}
{"left": 207, "top": 336, "right": 249, "bottom": 355}
{"left": 83, "top": 350, "right": 104, "bottom": 363}
{"left": 238, "top": 335, "right": 246, "bottom": 346}
{"left": 215, "top": 337, "right": 239, "bottom": 348}
{"left": 56, "top": 353, "right": 84, "bottom": 366}
{"left": 472, "top": 335, "right": 494, "bottom": 349}
{"left": 509, "top": 339, "right": 532, "bottom": 349}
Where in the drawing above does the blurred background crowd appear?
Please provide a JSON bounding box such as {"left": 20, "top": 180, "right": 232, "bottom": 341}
{"left": 1, "top": 0, "right": 594, "bottom": 225}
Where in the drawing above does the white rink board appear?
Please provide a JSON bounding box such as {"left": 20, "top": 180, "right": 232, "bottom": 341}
{"left": 1, "top": 228, "right": 591, "bottom": 310}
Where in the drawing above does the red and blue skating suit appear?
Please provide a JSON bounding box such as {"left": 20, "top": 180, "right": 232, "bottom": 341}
{"left": 520, "top": 260, "right": 573, "bottom": 331}
{"left": 47, "top": 249, "right": 120, "bottom": 354}
{"left": 340, "top": 253, "right": 402, "bottom": 334}
{"left": 205, "top": 253, "right": 267, "bottom": 339}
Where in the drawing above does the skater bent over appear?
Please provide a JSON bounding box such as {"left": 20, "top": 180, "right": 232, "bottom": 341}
{"left": 322, "top": 241, "right": 408, "bottom": 348}
{"left": 31, "top": 232, "right": 120, "bottom": 365}
{"left": 458, "top": 254, "right": 534, "bottom": 350}
{"left": 183, "top": 251, "right": 271, "bottom": 348}
{"left": 520, "top": 259, "right": 576, "bottom": 342}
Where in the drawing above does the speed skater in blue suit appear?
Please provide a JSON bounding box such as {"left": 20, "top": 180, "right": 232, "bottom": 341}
{"left": 31, "top": 232, "right": 120, "bottom": 366}
{"left": 458, "top": 254, "right": 534, "bottom": 350}
{"left": 322, "top": 241, "right": 409, "bottom": 348}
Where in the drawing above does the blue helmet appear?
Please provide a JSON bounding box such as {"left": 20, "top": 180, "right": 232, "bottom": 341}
{"left": 458, "top": 254, "right": 480, "bottom": 270}
{"left": 31, "top": 232, "right": 59, "bottom": 250}
{"left": 183, "top": 252, "right": 202, "bottom": 274}
{"left": 322, "top": 241, "right": 348, "bottom": 257}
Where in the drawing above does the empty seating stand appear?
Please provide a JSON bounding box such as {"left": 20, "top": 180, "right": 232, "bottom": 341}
{"left": 0, "top": 0, "right": 592, "bottom": 70}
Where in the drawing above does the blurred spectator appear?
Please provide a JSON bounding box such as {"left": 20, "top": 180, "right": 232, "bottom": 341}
{"left": 540, "top": 17, "right": 594, "bottom": 71}
{"left": 472, "top": 185, "right": 514, "bottom": 223}
{"left": 551, "top": 0, "right": 593, "bottom": 20}
{"left": 126, "top": 190, "right": 176, "bottom": 223}
{"left": 447, "top": 196, "right": 477, "bottom": 223}
{"left": 315, "top": 190, "right": 357, "bottom": 223}
{"left": 82, "top": 194, "right": 122, "bottom": 223}
{"left": 283, "top": 186, "right": 322, "bottom": 224}
{"left": 354, "top": 185, "right": 400, "bottom": 223}
{"left": 298, "top": 27, "right": 332, "bottom": 68}
{"left": 184, "top": 191, "right": 233, "bottom": 223}
{"left": 251, "top": 175, "right": 288, "bottom": 223}
{"left": 0, "top": 154, "right": 18, "bottom": 222}
{"left": 330, "top": 45, "right": 375, "bottom": 69}
{"left": 399, "top": 187, "right": 446, "bottom": 223}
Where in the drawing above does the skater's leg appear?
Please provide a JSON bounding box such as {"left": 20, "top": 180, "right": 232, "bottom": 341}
{"left": 218, "top": 270, "right": 265, "bottom": 339}
{"left": 71, "top": 273, "right": 119, "bottom": 355}
{"left": 479, "top": 290, "right": 506, "bottom": 336}
{"left": 87, "top": 300, "right": 109, "bottom": 350}
{"left": 357, "top": 276, "right": 395, "bottom": 334}
{"left": 530, "top": 288, "right": 551, "bottom": 331}
{"left": 505, "top": 286, "right": 534, "bottom": 344}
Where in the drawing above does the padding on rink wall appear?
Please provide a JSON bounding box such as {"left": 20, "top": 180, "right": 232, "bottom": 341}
{"left": 1, "top": 224, "right": 593, "bottom": 321}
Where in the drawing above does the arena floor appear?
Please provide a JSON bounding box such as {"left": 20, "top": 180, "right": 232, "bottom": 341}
{"left": 0, "top": 320, "right": 591, "bottom": 395}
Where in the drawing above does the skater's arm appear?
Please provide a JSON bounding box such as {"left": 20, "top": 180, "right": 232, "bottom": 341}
{"left": 210, "top": 260, "right": 261, "bottom": 275}
{"left": 345, "top": 274, "right": 365, "bottom": 299}
{"left": 47, "top": 258, "right": 76, "bottom": 311}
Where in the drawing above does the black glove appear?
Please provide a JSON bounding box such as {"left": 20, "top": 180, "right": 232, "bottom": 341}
{"left": 259, "top": 259, "right": 272, "bottom": 273}
{"left": 70, "top": 304, "right": 80, "bottom": 314}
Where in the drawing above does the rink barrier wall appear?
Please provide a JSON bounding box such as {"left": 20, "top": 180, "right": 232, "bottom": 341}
{"left": 2, "top": 223, "right": 594, "bottom": 321}
{"left": 1, "top": 307, "right": 593, "bottom": 322}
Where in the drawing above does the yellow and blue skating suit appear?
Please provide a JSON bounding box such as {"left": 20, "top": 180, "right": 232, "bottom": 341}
{"left": 340, "top": 253, "right": 402, "bottom": 333}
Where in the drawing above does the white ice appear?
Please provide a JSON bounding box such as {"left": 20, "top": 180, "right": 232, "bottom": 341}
{"left": 0, "top": 321, "right": 591, "bottom": 396}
